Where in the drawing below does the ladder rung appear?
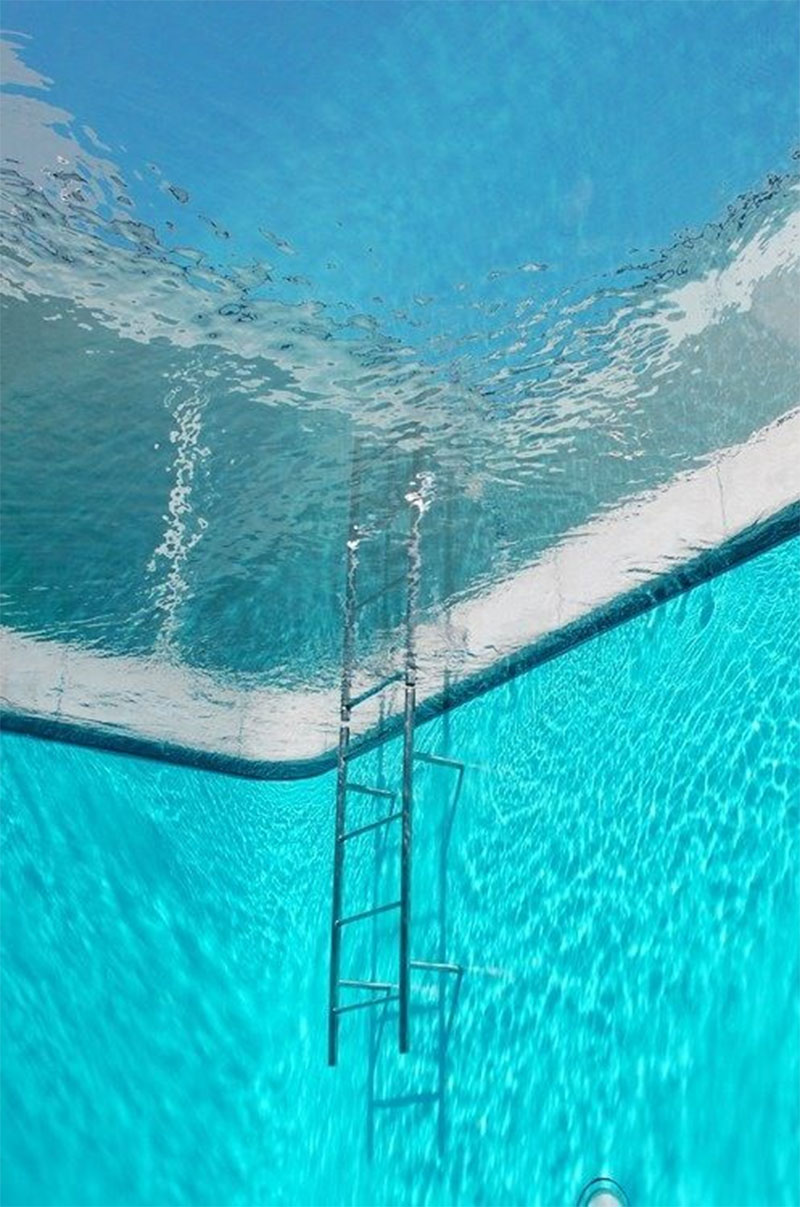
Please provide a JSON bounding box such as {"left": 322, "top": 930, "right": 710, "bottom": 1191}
{"left": 341, "top": 811, "right": 403, "bottom": 841}
{"left": 350, "top": 672, "right": 403, "bottom": 710}
{"left": 373, "top": 1092, "right": 440, "bottom": 1109}
{"left": 410, "top": 960, "right": 463, "bottom": 975}
{"left": 336, "top": 900, "right": 402, "bottom": 928}
{"left": 355, "top": 574, "right": 406, "bottom": 612}
{"left": 413, "top": 752, "right": 465, "bottom": 771}
{"left": 334, "top": 994, "right": 399, "bottom": 1016}
{"left": 340, "top": 979, "right": 398, "bottom": 992}
{"left": 347, "top": 782, "right": 395, "bottom": 800}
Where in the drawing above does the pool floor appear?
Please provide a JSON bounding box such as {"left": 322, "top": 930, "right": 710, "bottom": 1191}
{"left": 1, "top": 537, "right": 798, "bottom": 1206}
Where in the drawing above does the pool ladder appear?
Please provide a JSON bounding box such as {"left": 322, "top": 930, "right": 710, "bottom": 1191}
{"left": 327, "top": 467, "right": 463, "bottom": 1071}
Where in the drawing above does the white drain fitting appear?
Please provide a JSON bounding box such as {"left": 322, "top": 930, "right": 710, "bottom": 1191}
{"left": 576, "top": 1175, "right": 630, "bottom": 1207}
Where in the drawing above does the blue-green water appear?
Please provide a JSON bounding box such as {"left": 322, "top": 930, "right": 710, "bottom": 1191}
{"left": 3, "top": 3, "right": 799, "bottom": 705}
{"left": 2, "top": 538, "right": 798, "bottom": 1207}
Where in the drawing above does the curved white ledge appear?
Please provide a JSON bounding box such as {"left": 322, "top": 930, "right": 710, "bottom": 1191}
{"left": 2, "top": 409, "right": 798, "bottom": 771}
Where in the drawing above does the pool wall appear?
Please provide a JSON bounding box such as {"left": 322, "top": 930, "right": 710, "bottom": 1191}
{"left": 1, "top": 537, "right": 798, "bottom": 1206}
{"left": 3, "top": 426, "right": 798, "bottom": 779}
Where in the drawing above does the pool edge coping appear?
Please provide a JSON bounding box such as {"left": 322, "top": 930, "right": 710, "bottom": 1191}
{"left": 3, "top": 499, "right": 798, "bottom": 781}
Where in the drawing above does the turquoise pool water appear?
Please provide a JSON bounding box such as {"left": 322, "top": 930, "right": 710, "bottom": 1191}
{"left": 3, "top": 537, "right": 798, "bottom": 1207}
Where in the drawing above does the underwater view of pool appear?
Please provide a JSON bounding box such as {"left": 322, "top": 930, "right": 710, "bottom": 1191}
{"left": 2, "top": 537, "right": 798, "bottom": 1206}
{"left": 1, "top": 2, "right": 799, "bottom": 1205}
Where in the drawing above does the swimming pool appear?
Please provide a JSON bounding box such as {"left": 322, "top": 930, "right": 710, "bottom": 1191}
{"left": 1, "top": 3, "right": 799, "bottom": 1205}
{"left": 2, "top": 536, "right": 798, "bottom": 1206}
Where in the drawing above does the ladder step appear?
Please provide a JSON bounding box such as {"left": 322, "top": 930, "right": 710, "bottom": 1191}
{"left": 410, "top": 960, "right": 463, "bottom": 975}
{"left": 373, "top": 1091, "right": 440, "bottom": 1109}
{"left": 341, "top": 810, "right": 403, "bottom": 841}
{"left": 350, "top": 672, "right": 403, "bottom": 711}
{"left": 347, "top": 783, "right": 395, "bottom": 800}
{"left": 336, "top": 900, "right": 402, "bottom": 928}
{"left": 334, "top": 994, "right": 400, "bottom": 1016}
{"left": 414, "top": 752, "right": 465, "bottom": 771}
{"left": 340, "top": 979, "right": 398, "bottom": 992}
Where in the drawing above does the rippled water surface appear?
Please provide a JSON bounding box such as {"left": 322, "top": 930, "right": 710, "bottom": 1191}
{"left": 2, "top": 538, "right": 798, "bottom": 1206}
{"left": 1, "top": 2, "right": 799, "bottom": 701}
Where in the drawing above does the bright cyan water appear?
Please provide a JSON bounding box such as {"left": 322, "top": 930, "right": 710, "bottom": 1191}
{"left": 2, "top": 538, "right": 798, "bottom": 1206}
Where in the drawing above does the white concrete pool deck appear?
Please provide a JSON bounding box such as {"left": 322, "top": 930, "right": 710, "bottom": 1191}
{"left": 2, "top": 408, "right": 798, "bottom": 770}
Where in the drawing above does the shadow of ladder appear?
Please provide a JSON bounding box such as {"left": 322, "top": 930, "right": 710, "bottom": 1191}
{"left": 365, "top": 748, "right": 465, "bottom": 1160}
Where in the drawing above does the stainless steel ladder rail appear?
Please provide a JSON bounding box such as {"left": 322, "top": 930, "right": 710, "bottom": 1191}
{"left": 363, "top": 481, "right": 465, "bottom": 1156}
{"left": 328, "top": 466, "right": 421, "bottom": 1067}
{"left": 399, "top": 487, "right": 420, "bottom": 1055}
{"left": 327, "top": 450, "right": 361, "bottom": 1067}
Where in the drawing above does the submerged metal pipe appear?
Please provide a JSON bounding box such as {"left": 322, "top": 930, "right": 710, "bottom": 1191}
{"left": 399, "top": 481, "right": 421, "bottom": 1055}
